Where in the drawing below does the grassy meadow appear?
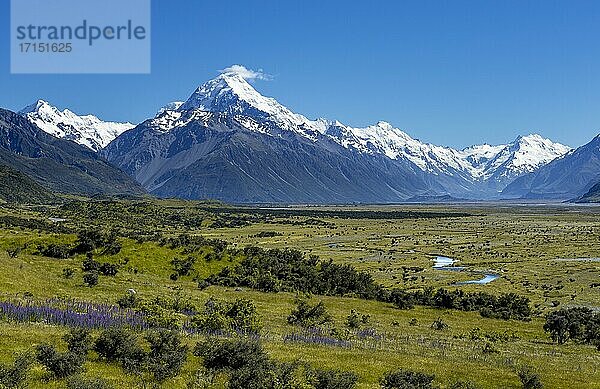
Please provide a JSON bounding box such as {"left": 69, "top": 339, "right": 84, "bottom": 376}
{"left": 0, "top": 200, "right": 598, "bottom": 388}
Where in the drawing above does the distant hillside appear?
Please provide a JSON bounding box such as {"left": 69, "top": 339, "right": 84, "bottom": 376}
{"left": 0, "top": 165, "right": 58, "bottom": 204}
{"left": 502, "top": 135, "right": 600, "bottom": 200}
{"left": 578, "top": 181, "right": 600, "bottom": 203}
{"left": 0, "top": 109, "right": 145, "bottom": 197}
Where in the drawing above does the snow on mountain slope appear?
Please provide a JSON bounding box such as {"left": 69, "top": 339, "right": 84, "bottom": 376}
{"left": 156, "top": 101, "right": 184, "bottom": 116}
{"left": 19, "top": 100, "right": 134, "bottom": 151}
{"left": 144, "top": 67, "right": 571, "bottom": 198}
{"left": 483, "top": 134, "right": 572, "bottom": 178}
{"left": 179, "top": 71, "right": 321, "bottom": 139}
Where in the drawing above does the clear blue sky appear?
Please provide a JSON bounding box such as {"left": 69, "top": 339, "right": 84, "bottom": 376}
{"left": 2, "top": 0, "right": 600, "bottom": 148}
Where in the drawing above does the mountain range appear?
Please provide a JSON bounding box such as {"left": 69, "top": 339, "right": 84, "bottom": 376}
{"left": 101, "top": 71, "right": 574, "bottom": 202}
{"left": 0, "top": 108, "right": 144, "bottom": 197}
{"left": 19, "top": 100, "right": 134, "bottom": 152}
{"left": 2, "top": 69, "right": 599, "bottom": 203}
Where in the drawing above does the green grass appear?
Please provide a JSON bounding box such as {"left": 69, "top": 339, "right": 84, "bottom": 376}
{"left": 0, "top": 200, "right": 599, "bottom": 388}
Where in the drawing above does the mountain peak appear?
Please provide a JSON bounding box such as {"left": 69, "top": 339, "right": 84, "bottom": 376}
{"left": 179, "top": 71, "right": 264, "bottom": 112}
{"left": 19, "top": 99, "right": 55, "bottom": 115}
{"left": 19, "top": 100, "right": 134, "bottom": 151}
{"left": 178, "top": 70, "right": 318, "bottom": 138}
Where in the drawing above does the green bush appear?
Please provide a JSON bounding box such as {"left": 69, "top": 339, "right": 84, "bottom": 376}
{"left": 380, "top": 369, "right": 435, "bottom": 389}
{"left": 518, "top": 367, "right": 543, "bottom": 389}
{"left": 64, "top": 328, "right": 93, "bottom": 357}
{"left": 430, "top": 318, "right": 449, "bottom": 331}
{"left": 191, "top": 297, "right": 262, "bottom": 334}
{"left": 94, "top": 328, "right": 145, "bottom": 372}
{"left": 145, "top": 329, "right": 188, "bottom": 382}
{"left": 82, "top": 255, "right": 100, "bottom": 272}
{"left": 544, "top": 307, "right": 598, "bottom": 345}
{"left": 62, "top": 267, "right": 76, "bottom": 279}
{"left": 193, "top": 338, "right": 358, "bottom": 389}
{"left": 35, "top": 344, "right": 84, "bottom": 378}
{"left": 287, "top": 298, "right": 332, "bottom": 328}
{"left": 171, "top": 256, "right": 196, "bottom": 277}
{"left": 37, "top": 243, "right": 72, "bottom": 259}
{"left": 205, "top": 247, "right": 383, "bottom": 298}
{"left": 117, "top": 291, "right": 137, "bottom": 309}
{"left": 313, "top": 368, "right": 358, "bottom": 389}
{"left": 346, "top": 309, "right": 370, "bottom": 329}
{"left": 194, "top": 338, "right": 268, "bottom": 371}
{"left": 82, "top": 271, "right": 99, "bottom": 287}
{"left": 0, "top": 352, "right": 33, "bottom": 388}
{"left": 99, "top": 263, "right": 118, "bottom": 276}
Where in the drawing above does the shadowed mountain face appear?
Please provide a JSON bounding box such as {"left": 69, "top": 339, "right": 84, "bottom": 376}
{"left": 102, "top": 72, "right": 572, "bottom": 203}
{"left": 103, "top": 111, "right": 429, "bottom": 203}
{"left": 578, "top": 180, "right": 600, "bottom": 203}
{"left": 0, "top": 108, "right": 145, "bottom": 197}
{"left": 503, "top": 135, "right": 600, "bottom": 200}
{"left": 0, "top": 165, "right": 58, "bottom": 204}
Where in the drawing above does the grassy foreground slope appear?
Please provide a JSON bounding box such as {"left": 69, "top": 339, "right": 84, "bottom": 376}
{"left": 0, "top": 200, "right": 598, "bottom": 388}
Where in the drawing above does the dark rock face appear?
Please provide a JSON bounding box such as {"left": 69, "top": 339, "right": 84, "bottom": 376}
{"left": 0, "top": 108, "right": 145, "bottom": 196}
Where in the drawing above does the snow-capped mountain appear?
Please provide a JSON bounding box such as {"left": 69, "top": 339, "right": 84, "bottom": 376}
{"left": 0, "top": 108, "right": 144, "bottom": 196}
{"left": 19, "top": 100, "right": 135, "bottom": 151}
{"left": 106, "top": 69, "right": 571, "bottom": 201}
{"left": 156, "top": 101, "right": 184, "bottom": 116}
{"left": 503, "top": 134, "right": 600, "bottom": 200}
{"left": 479, "top": 134, "right": 572, "bottom": 183}
{"left": 178, "top": 72, "right": 322, "bottom": 140}
{"left": 168, "top": 72, "right": 571, "bottom": 185}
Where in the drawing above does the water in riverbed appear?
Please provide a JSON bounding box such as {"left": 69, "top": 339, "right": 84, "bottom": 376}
{"left": 432, "top": 256, "right": 499, "bottom": 285}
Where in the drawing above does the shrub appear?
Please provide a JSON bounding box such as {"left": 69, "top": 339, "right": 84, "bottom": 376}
{"left": 35, "top": 344, "right": 84, "bottom": 378}
{"left": 99, "top": 263, "right": 118, "bottom": 276}
{"left": 82, "top": 255, "right": 100, "bottom": 272}
{"left": 66, "top": 375, "right": 114, "bottom": 389}
{"left": 171, "top": 256, "right": 196, "bottom": 277}
{"left": 389, "top": 289, "right": 415, "bottom": 309}
{"left": 136, "top": 296, "right": 188, "bottom": 329}
{"left": 101, "top": 241, "right": 122, "bottom": 256}
{"left": 431, "top": 318, "right": 449, "bottom": 331}
{"left": 193, "top": 338, "right": 358, "bottom": 388}
{"left": 313, "top": 368, "right": 358, "bottom": 389}
{"left": 253, "top": 231, "right": 283, "bottom": 238}
{"left": 193, "top": 338, "right": 269, "bottom": 371}
{"left": 117, "top": 291, "right": 137, "bottom": 309}
{"left": 145, "top": 329, "right": 188, "bottom": 381}
{"left": 380, "top": 369, "right": 435, "bottom": 389}
{"left": 72, "top": 229, "right": 119, "bottom": 255}
{"left": 83, "top": 271, "right": 99, "bottom": 287}
{"left": 287, "top": 298, "right": 332, "bottom": 328}
{"left": 6, "top": 247, "right": 21, "bottom": 259}
{"left": 38, "top": 243, "right": 72, "bottom": 259}
{"left": 94, "top": 328, "right": 145, "bottom": 372}
{"left": 544, "top": 307, "right": 595, "bottom": 345}
{"left": 63, "top": 267, "right": 75, "bottom": 279}
{"left": 0, "top": 352, "right": 33, "bottom": 388}
{"left": 346, "top": 310, "right": 370, "bottom": 329}
{"left": 389, "top": 287, "right": 531, "bottom": 320}
{"left": 518, "top": 366, "right": 543, "bottom": 389}
{"left": 64, "top": 328, "right": 93, "bottom": 357}
{"left": 205, "top": 247, "right": 383, "bottom": 298}
{"left": 191, "top": 297, "right": 262, "bottom": 334}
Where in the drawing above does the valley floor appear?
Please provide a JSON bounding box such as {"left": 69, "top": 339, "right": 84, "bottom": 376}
{"left": 0, "top": 200, "right": 599, "bottom": 388}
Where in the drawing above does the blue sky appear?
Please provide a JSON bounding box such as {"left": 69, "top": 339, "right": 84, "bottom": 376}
{"left": 1, "top": 0, "right": 600, "bottom": 148}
